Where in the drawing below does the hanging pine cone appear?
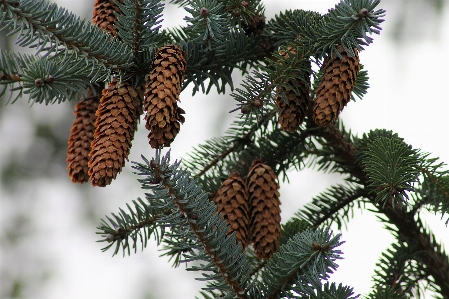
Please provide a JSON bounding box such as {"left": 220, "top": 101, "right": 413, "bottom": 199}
{"left": 88, "top": 79, "right": 143, "bottom": 187}
{"left": 66, "top": 89, "right": 100, "bottom": 183}
{"left": 275, "top": 47, "right": 311, "bottom": 132}
{"left": 312, "top": 45, "right": 360, "bottom": 126}
{"left": 92, "top": 0, "right": 121, "bottom": 37}
{"left": 214, "top": 173, "right": 250, "bottom": 249}
{"left": 144, "top": 45, "right": 186, "bottom": 148}
{"left": 246, "top": 160, "right": 281, "bottom": 259}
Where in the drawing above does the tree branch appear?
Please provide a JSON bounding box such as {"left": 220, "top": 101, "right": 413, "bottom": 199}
{"left": 320, "top": 123, "right": 449, "bottom": 297}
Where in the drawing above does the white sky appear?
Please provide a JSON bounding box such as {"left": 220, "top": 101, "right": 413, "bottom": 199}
{"left": 1, "top": 0, "right": 448, "bottom": 298}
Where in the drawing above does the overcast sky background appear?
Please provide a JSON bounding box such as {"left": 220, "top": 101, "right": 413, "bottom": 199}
{"left": 1, "top": 0, "right": 448, "bottom": 298}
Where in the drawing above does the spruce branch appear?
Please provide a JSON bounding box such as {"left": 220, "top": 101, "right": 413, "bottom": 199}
{"left": 225, "top": 0, "right": 266, "bottom": 32}
{"left": 187, "top": 109, "right": 276, "bottom": 179}
{"left": 114, "top": 0, "right": 166, "bottom": 51}
{"left": 177, "top": 31, "right": 264, "bottom": 94}
{"left": 362, "top": 137, "right": 421, "bottom": 208}
{"left": 132, "top": 151, "right": 252, "bottom": 298}
{"left": 279, "top": 218, "right": 312, "bottom": 247}
{"left": 265, "top": 9, "right": 322, "bottom": 48}
{"left": 354, "top": 129, "right": 404, "bottom": 166}
{"left": 112, "top": 0, "right": 170, "bottom": 81}
{"left": 6, "top": 0, "right": 447, "bottom": 297}
{"left": 356, "top": 130, "right": 449, "bottom": 221}
{"left": 313, "top": 121, "right": 363, "bottom": 177}
{"left": 264, "top": 1, "right": 385, "bottom": 58}
{"left": 378, "top": 201, "right": 449, "bottom": 297}
{"left": 186, "top": 108, "right": 316, "bottom": 198}
{"left": 231, "top": 44, "right": 313, "bottom": 118}
{"left": 247, "top": 219, "right": 313, "bottom": 285}
{"left": 184, "top": 0, "right": 228, "bottom": 50}
{"left": 322, "top": 124, "right": 449, "bottom": 297}
{"left": 0, "top": 50, "right": 97, "bottom": 104}
{"left": 372, "top": 241, "right": 433, "bottom": 298}
{"left": 314, "top": 0, "right": 386, "bottom": 57}
{"left": 418, "top": 155, "right": 449, "bottom": 224}
{"left": 0, "top": 50, "right": 37, "bottom": 103}
{"left": 0, "top": 0, "right": 132, "bottom": 69}
{"left": 295, "top": 184, "right": 367, "bottom": 230}
{"left": 96, "top": 197, "right": 167, "bottom": 256}
{"left": 258, "top": 228, "right": 344, "bottom": 298}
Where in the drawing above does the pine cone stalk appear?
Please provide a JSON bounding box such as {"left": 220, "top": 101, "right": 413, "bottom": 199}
{"left": 246, "top": 160, "right": 281, "bottom": 259}
{"left": 214, "top": 173, "right": 250, "bottom": 249}
{"left": 312, "top": 45, "right": 360, "bottom": 126}
{"left": 276, "top": 47, "right": 311, "bottom": 132}
{"left": 88, "top": 79, "right": 143, "bottom": 187}
{"left": 144, "top": 45, "right": 187, "bottom": 148}
{"left": 66, "top": 90, "right": 100, "bottom": 183}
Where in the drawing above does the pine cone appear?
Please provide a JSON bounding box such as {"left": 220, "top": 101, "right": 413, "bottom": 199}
{"left": 92, "top": 0, "right": 121, "bottom": 37}
{"left": 88, "top": 79, "right": 143, "bottom": 187}
{"left": 214, "top": 173, "right": 250, "bottom": 249}
{"left": 144, "top": 45, "right": 186, "bottom": 148}
{"left": 275, "top": 47, "right": 311, "bottom": 132}
{"left": 312, "top": 45, "right": 360, "bottom": 126}
{"left": 66, "top": 89, "right": 100, "bottom": 183}
{"left": 247, "top": 160, "right": 281, "bottom": 259}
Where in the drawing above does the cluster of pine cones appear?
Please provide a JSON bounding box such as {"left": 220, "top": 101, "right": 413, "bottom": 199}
{"left": 214, "top": 160, "right": 281, "bottom": 259}
{"left": 67, "top": 0, "right": 360, "bottom": 188}
{"left": 66, "top": 1, "right": 187, "bottom": 187}
{"left": 276, "top": 45, "right": 361, "bottom": 131}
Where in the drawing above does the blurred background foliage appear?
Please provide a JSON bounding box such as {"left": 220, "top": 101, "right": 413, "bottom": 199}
{"left": 0, "top": 0, "right": 447, "bottom": 298}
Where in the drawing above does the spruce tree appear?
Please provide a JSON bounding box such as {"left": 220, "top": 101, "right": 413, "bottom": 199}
{"left": 1, "top": 0, "right": 448, "bottom": 298}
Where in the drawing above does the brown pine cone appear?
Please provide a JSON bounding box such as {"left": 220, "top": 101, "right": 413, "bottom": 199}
{"left": 88, "top": 79, "right": 143, "bottom": 187}
{"left": 214, "top": 173, "right": 250, "bottom": 249}
{"left": 246, "top": 160, "right": 281, "bottom": 259}
{"left": 92, "top": 0, "right": 121, "bottom": 37}
{"left": 312, "top": 45, "right": 360, "bottom": 126}
{"left": 144, "top": 44, "right": 187, "bottom": 148}
{"left": 66, "top": 89, "right": 100, "bottom": 183}
{"left": 276, "top": 47, "right": 311, "bottom": 132}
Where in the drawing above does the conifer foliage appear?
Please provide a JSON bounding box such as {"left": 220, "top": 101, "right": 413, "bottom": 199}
{"left": 2, "top": 0, "right": 449, "bottom": 298}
